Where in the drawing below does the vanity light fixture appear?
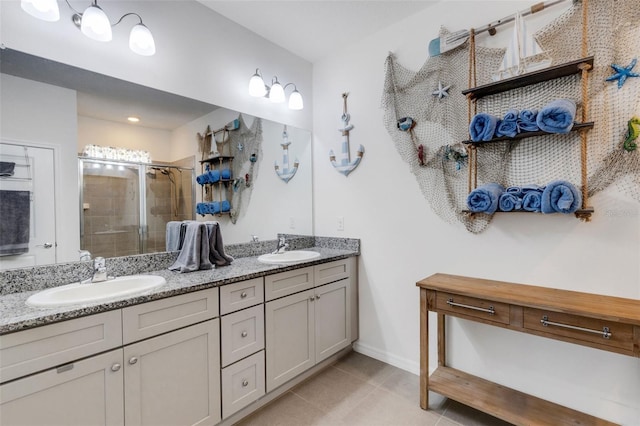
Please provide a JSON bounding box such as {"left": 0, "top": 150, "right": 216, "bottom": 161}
{"left": 248, "top": 68, "right": 304, "bottom": 110}
{"left": 127, "top": 116, "right": 140, "bottom": 123}
{"left": 20, "top": 0, "right": 156, "bottom": 56}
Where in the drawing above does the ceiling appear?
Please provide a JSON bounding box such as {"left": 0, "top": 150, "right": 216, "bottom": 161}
{"left": 197, "top": 1, "right": 437, "bottom": 63}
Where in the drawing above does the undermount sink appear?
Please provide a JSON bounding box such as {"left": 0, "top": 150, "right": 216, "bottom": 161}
{"left": 257, "top": 250, "right": 321, "bottom": 264}
{"left": 26, "top": 275, "right": 167, "bottom": 308}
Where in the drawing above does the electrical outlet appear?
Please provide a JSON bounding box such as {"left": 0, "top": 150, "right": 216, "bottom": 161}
{"left": 337, "top": 216, "right": 344, "bottom": 231}
{"left": 289, "top": 217, "right": 295, "bottom": 229}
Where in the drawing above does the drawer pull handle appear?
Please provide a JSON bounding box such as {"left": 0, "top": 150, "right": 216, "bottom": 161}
{"left": 240, "top": 292, "right": 248, "bottom": 298}
{"left": 242, "top": 379, "right": 249, "bottom": 387}
{"left": 241, "top": 331, "right": 248, "bottom": 338}
{"left": 447, "top": 298, "right": 495, "bottom": 315}
{"left": 111, "top": 363, "right": 121, "bottom": 372}
{"left": 129, "top": 357, "right": 138, "bottom": 365}
{"left": 541, "top": 316, "right": 612, "bottom": 339}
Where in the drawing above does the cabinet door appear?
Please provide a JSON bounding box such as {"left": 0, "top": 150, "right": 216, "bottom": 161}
{"left": 0, "top": 349, "right": 124, "bottom": 426}
{"left": 124, "top": 319, "right": 221, "bottom": 426}
{"left": 265, "top": 289, "right": 314, "bottom": 392}
{"left": 315, "top": 279, "right": 351, "bottom": 363}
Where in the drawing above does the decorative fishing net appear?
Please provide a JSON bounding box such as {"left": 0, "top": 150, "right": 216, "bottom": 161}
{"left": 381, "top": 0, "right": 640, "bottom": 233}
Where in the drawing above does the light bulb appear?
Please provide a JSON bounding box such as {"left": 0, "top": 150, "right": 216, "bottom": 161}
{"left": 129, "top": 23, "right": 156, "bottom": 56}
{"left": 21, "top": 0, "right": 60, "bottom": 22}
{"left": 81, "top": 4, "right": 112, "bottom": 42}
{"left": 269, "top": 80, "right": 285, "bottom": 103}
{"left": 249, "top": 71, "right": 267, "bottom": 97}
{"left": 288, "top": 89, "right": 304, "bottom": 110}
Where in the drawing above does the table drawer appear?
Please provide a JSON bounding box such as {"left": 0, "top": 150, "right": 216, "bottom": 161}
{"left": 436, "top": 292, "right": 510, "bottom": 325}
{"left": 265, "top": 267, "right": 314, "bottom": 301}
{"left": 220, "top": 278, "right": 264, "bottom": 315}
{"left": 221, "top": 305, "right": 265, "bottom": 367}
{"left": 524, "top": 308, "right": 634, "bottom": 351}
{"left": 222, "top": 350, "right": 265, "bottom": 419}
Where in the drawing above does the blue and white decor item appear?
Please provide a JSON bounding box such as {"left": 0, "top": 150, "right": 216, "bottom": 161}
{"left": 274, "top": 125, "right": 299, "bottom": 183}
{"left": 330, "top": 92, "right": 364, "bottom": 176}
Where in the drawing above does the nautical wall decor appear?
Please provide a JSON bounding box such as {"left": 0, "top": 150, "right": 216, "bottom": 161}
{"left": 330, "top": 92, "right": 364, "bottom": 176}
{"left": 274, "top": 125, "right": 299, "bottom": 183}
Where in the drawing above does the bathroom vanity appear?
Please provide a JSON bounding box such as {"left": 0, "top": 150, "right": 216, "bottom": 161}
{"left": 0, "top": 244, "right": 358, "bottom": 426}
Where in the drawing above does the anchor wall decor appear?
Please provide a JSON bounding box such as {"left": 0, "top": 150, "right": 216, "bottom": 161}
{"left": 330, "top": 92, "right": 364, "bottom": 176}
{"left": 274, "top": 125, "right": 299, "bottom": 183}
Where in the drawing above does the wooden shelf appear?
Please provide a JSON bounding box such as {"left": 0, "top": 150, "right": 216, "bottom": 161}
{"left": 429, "top": 366, "right": 618, "bottom": 426}
{"left": 200, "top": 155, "right": 234, "bottom": 164}
{"left": 462, "top": 207, "right": 594, "bottom": 216}
{"left": 462, "top": 56, "right": 594, "bottom": 100}
{"left": 462, "top": 122, "right": 594, "bottom": 146}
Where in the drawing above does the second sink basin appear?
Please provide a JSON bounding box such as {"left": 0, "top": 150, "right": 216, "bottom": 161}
{"left": 257, "top": 250, "right": 321, "bottom": 264}
{"left": 26, "top": 275, "right": 167, "bottom": 308}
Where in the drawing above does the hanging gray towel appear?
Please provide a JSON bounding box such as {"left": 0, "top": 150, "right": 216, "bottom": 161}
{"left": 205, "top": 221, "right": 234, "bottom": 266}
{"left": 168, "top": 222, "right": 212, "bottom": 273}
{"left": 0, "top": 190, "right": 31, "bottom": 256}
{"left": 165, "top": 221, "right": 183, "bottom": 252}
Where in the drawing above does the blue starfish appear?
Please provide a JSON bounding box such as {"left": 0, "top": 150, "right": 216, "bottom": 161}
{"left": 237, "top": 142, "right": 244, "bottom": 152}
{"left": 432, "top": 81, "right": 451, "bottom": 100}
{"left": 606, "top": 58, "right": 639, "bottom": 89}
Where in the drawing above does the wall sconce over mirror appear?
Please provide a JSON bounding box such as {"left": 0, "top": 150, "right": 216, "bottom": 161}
{"left": 249, "top": 68, "right": 304, "bottom": 110}
{"left": 20, "top": 0, "right": 156, "bottom": 56}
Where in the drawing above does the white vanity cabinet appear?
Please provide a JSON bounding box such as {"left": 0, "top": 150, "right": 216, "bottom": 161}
{"left": 265, "top": 259, "right": 353, "bottom": 392}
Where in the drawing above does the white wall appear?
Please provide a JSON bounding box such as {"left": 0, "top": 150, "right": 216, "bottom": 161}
{"left": 0, "top": 0, "right": 312, "bottom": 131}
{"left": 0, "top": 74, "right": 80, "bottom": 263}
{"left": 312, "top": 1, "right": 640, "bottom": 424}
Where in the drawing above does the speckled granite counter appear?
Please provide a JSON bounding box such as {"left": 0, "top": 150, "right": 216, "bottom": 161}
{"left": 0, "top": 237, "right": 359, "bottom": 335}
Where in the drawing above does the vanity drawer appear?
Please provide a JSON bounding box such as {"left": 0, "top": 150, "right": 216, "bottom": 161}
{"left": 221, "top": 305, "right": 265, "bottom": 367}
{"left": 220, "top": 278, "right": 264, "bottom": 315}
{"left": 265, "top": 267, "right": 314, "bottom": 301}
{"left": 315, "top": 258, "right": 351, "bottom": 286}
{"left": 524, "top": 308, "right": 634, "bottom": 351}
{"left": 221, "top": 350, "right": 265, "bottom": 419}
{"left": 0, "top": 310, "right": 122, "bottom": 384}
{"left": 122, "top": 288, "right": 218, "bottom": 345}
{"left": 436, "top": 292, "right": 510, "bottom": 325}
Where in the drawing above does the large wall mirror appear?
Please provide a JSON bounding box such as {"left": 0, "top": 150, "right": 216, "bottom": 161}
{"left": 0, "top": 49, "right": 312, "bottom": 270}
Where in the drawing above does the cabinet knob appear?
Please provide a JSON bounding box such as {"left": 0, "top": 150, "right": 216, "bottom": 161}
{"left": 129, "top": 357, "right": 138, "bottom": 365}
{"left": 241, "top": 331, "right": 248, "bottom": 338}
{"left": 309, "top": 296, "right": 315, "bottom": 302}
{"left": 111, "top": 363, "right": 121, "bottom": 372}
{"left": 240, "top": 292, "right": 248, "bottom": 299}
{"left": 242, "top": 379, "right": 249, "bottom": 387}
{"left": 316, "top": 294, "right": 321, "bottom": 300}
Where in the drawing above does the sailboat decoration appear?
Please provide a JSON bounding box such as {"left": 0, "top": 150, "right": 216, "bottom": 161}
{"left": 493, "top": 11, "right": 552, "bottom": 81}
{"left": 330, "top": 92, "right": 364, "bottom": 177}
{"left": 274, "top": 125, "right": 299, "bottom": 183}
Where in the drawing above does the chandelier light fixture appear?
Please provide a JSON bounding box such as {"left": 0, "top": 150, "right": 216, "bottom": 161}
{"left": 20, "top": 0, "right": 156, "bottom": 56}
{"left": 249, "top": 69, "right": 304, "bottom": 110}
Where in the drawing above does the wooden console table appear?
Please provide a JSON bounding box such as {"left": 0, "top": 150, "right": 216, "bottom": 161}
{"left": 417, "top": 273, "right": 640, "bottom": 426}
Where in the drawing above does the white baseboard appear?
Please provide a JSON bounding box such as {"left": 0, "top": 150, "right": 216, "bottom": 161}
{"left": 352, "top": 341, "right": 420, "bottom": 375}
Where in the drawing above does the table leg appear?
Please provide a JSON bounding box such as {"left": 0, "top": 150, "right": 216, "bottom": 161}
{"left": 420, "top": 288, "right": 429, "bottom": 409}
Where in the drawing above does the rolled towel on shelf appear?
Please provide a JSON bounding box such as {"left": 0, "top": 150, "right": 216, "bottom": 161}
{"left": 196, "top": 174, "right": 209, "bottom": 185}
{"left": 207, "top": 202, "right": 221, "bottom": 215}
{"left": 495, "top": 119, "right": 518, "bottom": 138}
{"left": 517, "top": 109, "right": 539, "bottom": 132}
{"left": 220, "top": 169, "right": 232, "bottom": 180}
{"left": 207, "top": 169, "right": 221, "bottom": 183}
{"left": 466, "top": 183, "right": 505, "bottom": 214}
{"left": 522, "top": 191, "right": 543, "bottom": 212}
{"left": 469, "top": 113, "right": 499, "bottom": 142}
{"left": 536, "top": 99, "right": 577, "bottom": 134}
{"left": 221, "top": 200, "right": 231, "bottom": 212}
{"left": 499, "top": 192, "right": 522, "bottom": 212}
{"left": 541, "top": 180, "right": 582, "bottom": 214}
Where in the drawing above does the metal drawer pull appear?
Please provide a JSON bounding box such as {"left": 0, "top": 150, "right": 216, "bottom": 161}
{"left": 447, "top": 298, "right": 495, "bottom": 315}
{"left": 240, "top": 292, "right": 248, "bottom": 298}
{"left": 242, "top": 379, "right": 249, "bottom": 387}
{"left": 541, "top": 316, "right": 612, "bottom": 339}
{"left": 241, "top": 331, "right": 248, "bottom": 337}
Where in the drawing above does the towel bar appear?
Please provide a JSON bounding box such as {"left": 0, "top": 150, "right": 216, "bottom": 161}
{"left": 540, "top": 315, "right": 612, "bottom": 339}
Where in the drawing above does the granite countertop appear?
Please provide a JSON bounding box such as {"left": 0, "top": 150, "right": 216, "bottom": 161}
{"left": 0, "top": 247, "right": 357, "bottom": 335}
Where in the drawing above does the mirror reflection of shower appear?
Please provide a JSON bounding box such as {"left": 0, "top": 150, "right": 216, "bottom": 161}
{"left": 79, "top": 158, "right": 195, "bottom": 258}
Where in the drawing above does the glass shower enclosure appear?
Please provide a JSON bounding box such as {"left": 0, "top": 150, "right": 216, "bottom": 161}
{"left": 79, "top": 158, "right": 194, "bottom": 258}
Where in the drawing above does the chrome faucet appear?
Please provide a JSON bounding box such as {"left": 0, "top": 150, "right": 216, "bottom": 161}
{"left": 272, "top": 236, "right": 289, "bottom": 254}
{"left": 91, "top": 257, "right": 109, "bottom": 283}
{"left": 251, "top": 235, "right": 259, "bottom": 242}
{"left": 79, "top": 250, "right": 92, "bottom": 261}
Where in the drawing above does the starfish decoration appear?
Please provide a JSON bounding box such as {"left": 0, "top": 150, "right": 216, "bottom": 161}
{"left": 237, "top": 142, "right": 244, "bottom": 152}
{"left": 432, "top": 81, "right": 451, "bottom": 100}
{"left": 606, "top": 58, "right": 639, "bottom": 89}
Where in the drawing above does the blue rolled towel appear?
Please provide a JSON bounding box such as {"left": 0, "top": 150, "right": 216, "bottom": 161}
{"left": 221, "top": 169, "right": 232, "bottom": 180}
{"left": 196, "top": 174, "right": 209, "bottom": 185}
{"left": 196, "top": 202, "right": 206, "bottom": 215}
{"left": 469, "top": 113, "right": 499, "bottom": 142}
{"left": 537, "top": 99, "right": 577, "bottom": 134}
{"left": 221, "top": 200, "right": 231, "bottom": 212}
{"left": 466, "top": 183, "right": 505, "bottom": 214}
{"left": 541, "top": 180, "right": 582, "bottom": 214}
{"left": 207, "top": 202, "right": 221, "bottom": 215}
{"left": 495, "top": 119, "right": 518, "bottom": 138}
{"left": 517, "top": 109, "right": 539, "bottom": 132}
{"left": 208, "top": 169, "right": 221, "bottom": 183}
{"left": 499, "top": 192, "right": 522, "bottom": 212}
{"left": 522, "top": 191, "right": 543, "bottom": 212}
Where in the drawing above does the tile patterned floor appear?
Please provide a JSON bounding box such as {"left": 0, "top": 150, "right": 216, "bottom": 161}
{"left": 235, "top": 351, "right": 513, "bottom": 426}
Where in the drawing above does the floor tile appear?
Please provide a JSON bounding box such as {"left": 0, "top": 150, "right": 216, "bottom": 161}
{"left": 331, "top": 351, "right": 396, "bottom": 386}
{"left": 441, "top": 400, "right": 513, "bottom": 426}
{"left": 234, "top": 391, "right": 331, "bottom": 426}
